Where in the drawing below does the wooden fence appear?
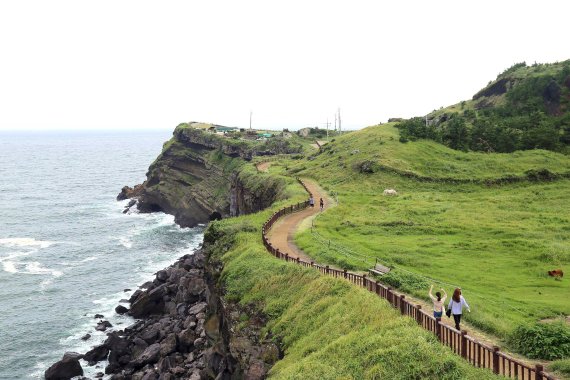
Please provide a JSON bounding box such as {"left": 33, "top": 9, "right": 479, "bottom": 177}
{"left": 260, "top": 179, "right": 557, "bottom": 380}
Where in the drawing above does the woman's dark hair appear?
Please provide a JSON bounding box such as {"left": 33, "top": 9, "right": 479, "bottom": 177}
{"left": 435, "top": 291, "right": 441, "bottom": 301}
{"left": 452, "top": 288, "right": 461, "bottom": 302}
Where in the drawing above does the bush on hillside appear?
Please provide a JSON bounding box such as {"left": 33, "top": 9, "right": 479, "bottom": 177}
{"left": 355, "top": 160, "right": 381, "bottom": 174}
{"left": 396, "top": 61, "right": 570, "bottom": 153}
{"left": 507, "top": 322, "right": 570, "bottom": 360}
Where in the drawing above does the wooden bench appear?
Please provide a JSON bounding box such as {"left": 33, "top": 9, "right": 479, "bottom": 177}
{"left": 369, "top": 261, "right": 391, "bottom": 276}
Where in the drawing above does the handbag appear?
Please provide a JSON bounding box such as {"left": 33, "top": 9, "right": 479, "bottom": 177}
{"left": 445, "top": 300, "right": 453, "bottom": 318}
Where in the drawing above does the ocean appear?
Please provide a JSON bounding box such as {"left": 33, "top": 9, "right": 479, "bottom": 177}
{"left": 0, "top": 130, "right": 204, "bottom": 379}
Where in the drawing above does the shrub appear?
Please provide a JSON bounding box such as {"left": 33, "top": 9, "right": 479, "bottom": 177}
{"left": 355, "top": 160, "right": 380, "bottom": 174}
{"left": 507, "top": 322, "right": 570, "bottom": 360}
{"left": 381, "top": 270, "right": 429, "bottom": 293}
{"left": 551, "top": 358, "right": 570, "bottom": 377}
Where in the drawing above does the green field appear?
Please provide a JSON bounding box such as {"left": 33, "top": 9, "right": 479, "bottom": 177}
{"left": 204, "top": 172, "right": 500, "bottom": 379}
{"left": 266, "top": 124, "right": 570, "bottom": 342}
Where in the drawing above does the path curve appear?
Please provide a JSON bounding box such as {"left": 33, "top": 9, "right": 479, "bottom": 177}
{"left": 266, "top": 179, "right": 332, "bottom": 263}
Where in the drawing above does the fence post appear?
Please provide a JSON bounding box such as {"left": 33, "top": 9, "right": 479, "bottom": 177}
{"left": 285, "top": 253, "right": 289, "bottom": 262}
{"left": 416, "top": 305, "right": 422, "bottom": 325}
{"left": 535, "top": 365, "right": 544, "bottom": 380}
{"left": 276, "top": 249, "right": 281, "bottom": 258}
{"left": 387, "top": 287, "right": 392, "bottom": 305}
{"left": 296, "top": 257, "right": 300, "bottom": 265}
{"left": 343, "top": 269, "right": 347, "bottom": 279}
{"left": 362, "top": 274, "right": 367, "bottom": 289}
{"left": 376, "top": 281, "right": 381, "bottom": 295}
{"left": 400, "top": 295, "right": 406, "bottom": 315}
{"left": 460, "top": 331, "right": 467, "bottom": 359}
{"left": 325, "top": 265, "right": 329, "bottom": 275}
{"left": 492, "top": 346, "right": 500, "bottom": 375}
{"left": 311, "top": 261, "right": 314, "bottom": 267}
{"left": 436, "top": 318, "right": 442, "bottom": 342}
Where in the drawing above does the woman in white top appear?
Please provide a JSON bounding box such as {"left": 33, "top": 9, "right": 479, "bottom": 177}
{"left": 447, "top": 288, "right": 471, "bottom": 330}
{"left": 429, "top": 285, "right": 447, "bottom": 318}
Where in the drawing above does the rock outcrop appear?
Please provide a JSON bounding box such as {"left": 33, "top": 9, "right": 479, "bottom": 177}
{"left": 44, "top": 352, "right": 84, "bottom": 380}
{"left": 49, "top": 248, "right": 279, "bottom": 379}
{"left": 119, "top": 124, "right": 297, "bottom": 227}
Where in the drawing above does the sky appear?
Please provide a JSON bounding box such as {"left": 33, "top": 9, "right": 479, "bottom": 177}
{"left": 0, "top": 1, "right": 568, "bottom": 132}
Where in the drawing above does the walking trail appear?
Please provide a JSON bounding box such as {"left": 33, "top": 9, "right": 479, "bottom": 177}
{"left": 265, "top": 177, "right": 534, "bottom": 365}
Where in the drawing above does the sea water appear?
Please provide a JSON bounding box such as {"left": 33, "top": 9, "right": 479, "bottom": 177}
{"left": 0, "top": 130, "right": 204, "bottom": 379}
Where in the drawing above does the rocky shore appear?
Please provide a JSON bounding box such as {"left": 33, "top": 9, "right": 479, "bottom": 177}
{"left": 45, "top": 247, "right": 278, "bottom": 380}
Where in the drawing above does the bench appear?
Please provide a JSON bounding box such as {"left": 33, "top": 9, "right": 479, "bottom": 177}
{"left": 369, "top": 261, "right": 391, "bottom": 276}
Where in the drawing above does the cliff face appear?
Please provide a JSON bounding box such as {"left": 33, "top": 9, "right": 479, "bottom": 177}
{"left": 120, "top": 125, "right": 295, "bottom": 227}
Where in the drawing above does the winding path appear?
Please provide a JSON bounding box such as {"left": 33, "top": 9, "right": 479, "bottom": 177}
{"left": 265, "top": 179, "right": 332, "bottom": 262}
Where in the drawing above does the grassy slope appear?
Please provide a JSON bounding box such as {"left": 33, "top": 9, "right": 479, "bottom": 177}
{"left": 206, "top": 173, "right": 499, "bottom": 379}
{"left": 278, "top": 124, "right": 570, "bottom": 339}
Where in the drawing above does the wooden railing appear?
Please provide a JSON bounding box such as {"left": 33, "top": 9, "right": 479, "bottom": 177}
{"left": 260, "top": 179, "right": 557, "bottom": 380}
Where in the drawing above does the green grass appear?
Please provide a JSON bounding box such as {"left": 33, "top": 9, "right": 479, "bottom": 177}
{"left": 551, "top": 358, "right": 570, "bottom": 378}
{"left": 204, "top": 177, "right": 500, "bottom": 378}
{"left": 271, "top": 123, "right": 570, "bottom": 341}
{"left": 316, "top": 123, "right": 570, "bottom": 180}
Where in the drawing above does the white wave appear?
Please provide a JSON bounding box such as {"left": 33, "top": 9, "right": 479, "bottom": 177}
{"left": 29, "top": 361, "right": 48, "bottom": 379}
{"left": 119, "top": 237, "right": 132, "bottom": 249}
{"left": 26, "top": 262, "right": 63, "bottom": 277}
{"left": 3, "top": 261, "right": 17, "bottom": 273}
{"left": 0, "top": 256, "right": 63, "bottom": 278}
{"left": 0, "top": 237, "right": 54, "bottom": 249}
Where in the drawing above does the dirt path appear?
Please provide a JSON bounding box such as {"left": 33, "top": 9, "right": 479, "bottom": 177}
{"left": 266, "top": 179, "right": 333, "bottom": 263}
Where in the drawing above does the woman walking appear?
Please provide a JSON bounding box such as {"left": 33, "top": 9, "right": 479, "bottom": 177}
{"left": 319, "top": 197, "right": 324, "bottom": 212}
{"left": 447, "top": 288, "right": 470, "bottom": 330}
{"left": 428, "top": 285, "right": 447, "bottom": 318}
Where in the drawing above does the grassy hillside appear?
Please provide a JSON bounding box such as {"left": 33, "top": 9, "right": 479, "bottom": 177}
{"left": 269, "top": 124, "right": 570, "bottom": 352}
{"left": 204, "top": 173, "right": 499, "bottom": 379}
{"left": 398, "top": 60, "right": 570, "bottom": 153}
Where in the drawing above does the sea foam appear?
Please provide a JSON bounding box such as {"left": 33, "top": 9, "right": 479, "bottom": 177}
{"left": 0, "top": 237, "right": 54, "bottom": 249}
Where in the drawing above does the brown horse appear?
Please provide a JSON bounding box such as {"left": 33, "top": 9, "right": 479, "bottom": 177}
{"left": 548, "top": 269, "right": 564, "bottom": 278}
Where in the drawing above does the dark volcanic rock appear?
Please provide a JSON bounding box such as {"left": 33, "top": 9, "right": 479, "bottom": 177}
{"left": 134, "top": 343, "right": 161, "bottom": 366}
{"left": 81, "top": 333, "right": 91, "bottom": 341}
{"left": 115, "top": 305, "right": 129, "bottom": 314}
{"left": 129, "top": 284, "right": 167, "bottom": 318}
{"left": 44, "top": 352, "right": 84, "bottom": 380}
{"left": 96, "top": 320, "right": 113, "bottom": 331}
{"left": 44, "top": 247, "right": 265, "bottom": 379}
{"left": 117, "top": 184, "right": 145, "bottom": 201}
{"left": 84, "top": 344, "right": 110, "bottom": 365}
{"left": 156, "top": 269, "right": 168, "bottom": 282}
{"left": 472, "top": 77, "right": 511, "bottom": 100}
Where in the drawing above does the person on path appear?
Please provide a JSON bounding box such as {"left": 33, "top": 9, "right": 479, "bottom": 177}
{"left": 319, "top": 197, "right": 324, "bottom": 211}
{"left": 428, "top": 285, "right": 447, "bottom": 318}
{"left": 309, "top": 196, "right": 314, "bottom": 207}
{"left": 447, "top": 288, "right": 470, "bottom": 330}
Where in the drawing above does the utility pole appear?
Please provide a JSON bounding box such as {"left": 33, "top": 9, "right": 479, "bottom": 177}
{"left": 338, "top": 108, "right": 341, "bottom": 134}
{"left": 334, "top": 114, "right": 337, "bottom": 132}
{"left": 250, "top": 110, "right": 252, "bottom": 130}
{"left": 325, "top": 118, "right": 330, "bottom": 140}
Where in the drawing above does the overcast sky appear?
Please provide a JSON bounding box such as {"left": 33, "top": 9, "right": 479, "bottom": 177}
{"left": 0, "top": 1, "right": 568, "bottom": 131}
